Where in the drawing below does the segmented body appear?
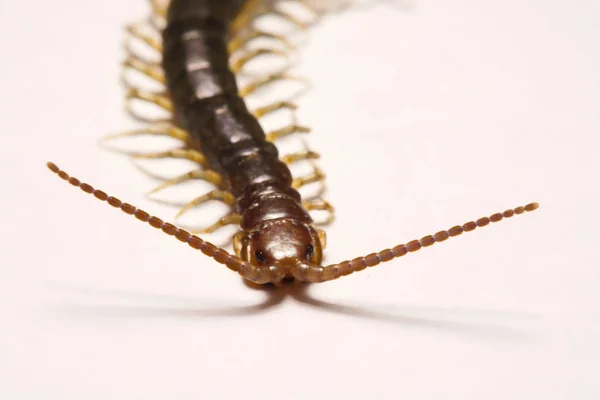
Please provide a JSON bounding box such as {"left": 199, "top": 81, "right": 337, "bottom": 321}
{"left": 162, "top": 0, "right": 311, "bottom": 232}
{"left": 113, "top": 0, "right": 335, "bottom": 237}
{"left": 107, "top": 0, "right": 338, "bottom": 281}
{"left": 46, "top": 0, "right": 539, "bottom": 285}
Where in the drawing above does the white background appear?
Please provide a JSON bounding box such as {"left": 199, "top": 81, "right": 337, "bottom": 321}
{"left": 1, "top": 0, "right": 599, "bottom": 399}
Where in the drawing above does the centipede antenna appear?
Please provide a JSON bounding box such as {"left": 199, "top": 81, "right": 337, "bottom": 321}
{"left": 294, "top": 202, "right": 540, "bottom": 283}
{"left": 46, "top": 162, "right": 281, "bottom": 284}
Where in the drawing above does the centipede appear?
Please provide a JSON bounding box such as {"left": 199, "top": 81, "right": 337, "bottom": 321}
{"left": 47, "top": 0, "right": 539, "bottom": 285}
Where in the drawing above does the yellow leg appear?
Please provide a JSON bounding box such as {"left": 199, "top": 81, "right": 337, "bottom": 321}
{"left": 303, "top": 198, "right": 335, "bottom": 225}
{"left": 317, "top": 229, "right": 327, "bottom": 249}
{"left": 295, "top": 0, "right": 324, "bottom": 18}
{"left": 252, "top": 102, "right": 297, "bottom": 119}
{"left": 128, "top": 159, "right": 225, "bottom": 200}
{"left": 125, "top": 88, "right": 173, "bottom": 123}
{"left": 281, "top": 149, "right": 320, "bottom": 165}
{"left": 126, "top": 23, "right": 162, "bottom": 53}
{"left": 132, "top": 148, "right": 207, "bottom": 167}
{"left": 147, "top": 13, "right": 166, "bottom": 32}
{"left": 267, "top": 124, "right": 311, "bottom": 142}
{"left": 126, "top": 88, "right": 173, "bottom": 112}
{"left": 229, "top": 29, "right": 295, "bottom": 53}
{"left": 122, "top": 56, "right": 166, "bottom": 86}
{"left": 230, "top": 0, "right": 269, "bottom": 36}
{"left": 101, "top": 124, "right": 189, "bottom": 143}
{"left": 128, "top": 159, "right": 181, "bottom": 185}
{"left": 231, "top": 48, "right": 289, "bottom": 73}
{"left": 271, "top": 9, "right": 312, "bottom": 30}
{"left": 124, "top": 40, "right": 162, "bottom": 67}
{"left": 292, "top": 165, "right": 325, "bottom": 190}
{"left": 146, "top": 169, "right": 223, "bottom": 195}
{"left": 190, "top": 213, "right": 242, "bottom": 235}
{"left": 294, "top": 0, "right": 360, "bottom": 18}
{"left": 233, "top": 231, "right": 245, "bottom": 257}
{"left": 176, "top": 190, "right": 237, "bottom": 219}
{"left": 145, "top": 0, "right": 168, "bottom": 31}
{"left": 149, "top": 0, "right": 167, "bottom": 18}
{"left": 240, "top": 72, "right": 306, "bottom": 97}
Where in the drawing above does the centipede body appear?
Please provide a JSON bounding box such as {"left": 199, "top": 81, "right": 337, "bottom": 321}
{"left": 46, "top": 0, "right": 539, "bottom": 285}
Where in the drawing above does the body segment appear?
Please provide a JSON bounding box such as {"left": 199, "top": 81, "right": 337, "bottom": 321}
{"left": 161, "top": 0, "right": 323, "bottom": 278}
{"left": 46, "top": 0, "right": 539, "bottom": 286}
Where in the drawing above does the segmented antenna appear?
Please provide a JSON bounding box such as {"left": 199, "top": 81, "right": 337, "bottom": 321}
{"left": 294, "top": 202, "right": 539, "bottom": 282}
{"left": 46, "top": 162, "right": 280, "bottom": 284}
{"left": 47, "top": 162, "right": 538, "bottom": 284}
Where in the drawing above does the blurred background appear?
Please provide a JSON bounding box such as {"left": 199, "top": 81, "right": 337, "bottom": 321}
{"left": 1, "top": 0, "right": 599, "bottom": 399}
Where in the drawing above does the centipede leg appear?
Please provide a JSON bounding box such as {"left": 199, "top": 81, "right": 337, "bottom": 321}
{"left": 146, "top": 169, "right": 223, "bottom": 195}
{"left": 174, "top": 190, "right": 239, "bottom": 236}
{"left": 122, "top": 56, "right": 166, "bottom": 87}
{"left": 131, "top": 148, "right": 207, "bottom": 167}
{"left": 267, "top": 124, "right": 311, "bottom": 142}
{"left": 149, "top": 0, "right": 167, "bottom": 18}
{"left": 294, "top": 1, "right": 322, "bottom": 17}
{"left": 230, "top": 1, "right": 271, "bottom": 37}
{"left": 124, "top": 88, "right": 173, "bottom": 124}
{"left": 176, "top": 190, "right": 237, "bottom": 218}
{"left": 229, "top": 29, "right": 296, "bottom": 53}
{"left": 252, "top": 102, "right": 298, "bottom": 119}
{"left": 240, "top": 72, "right": 306, "bottom": 97}
{"left": 126, "top": 23, "right": 162, "bottom": 53}
{"left": 124, "top": 41, "right": 162, "bottom": 68}
{"left": 190, "top": 213, "right": 243, "bottom": 235}
{"left": 101, "top": 124, "right": 189, "bottom": 144}
{"left": 271, "top": 9, "right": 312, "bottom": 30}
{"left": 231, "top": 48, "right": 290, "bottom": 74}
{"left": 233, "top": 231, "right": 244, "bottom": 256}
{"left": 281, "top": 149, "right": 320, "bottom": 165}
{"left": 292, "top": 165, "right": 326, "bottom": 190}
{"left": 127, "top": 88, "right": 173, "bottom": 112}
{"left": 302, "top": 198, "right": 335, "bottom": 225}
{"left": 294, "top": 0, "right": 354, "bottom": 17}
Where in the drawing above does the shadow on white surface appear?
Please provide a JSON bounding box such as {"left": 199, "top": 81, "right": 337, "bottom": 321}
{"left": 49, "top": 281, "right": 536, "bottom": 341}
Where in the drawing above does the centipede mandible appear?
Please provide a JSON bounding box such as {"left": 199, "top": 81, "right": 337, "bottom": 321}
{"left": 47, "top": 0, "right": 539, "bottom": 285}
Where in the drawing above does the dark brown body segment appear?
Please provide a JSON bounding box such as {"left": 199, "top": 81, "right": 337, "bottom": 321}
{"left": 162, "top": 0, "right": 312, "bottom": 230}
{"left": 45, "top": 1, "right": 539, "bottom": 285}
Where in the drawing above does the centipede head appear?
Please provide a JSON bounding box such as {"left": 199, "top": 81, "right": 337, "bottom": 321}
{"left": 233, "top": 219, "right": 326, "bottom": 282}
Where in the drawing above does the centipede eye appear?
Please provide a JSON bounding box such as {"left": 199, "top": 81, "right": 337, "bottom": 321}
{"left": 306, "top": 244, "right": 314, "bottom": 258}
{"left": 255, "top": 250, "right": 266, "bottom": 265}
